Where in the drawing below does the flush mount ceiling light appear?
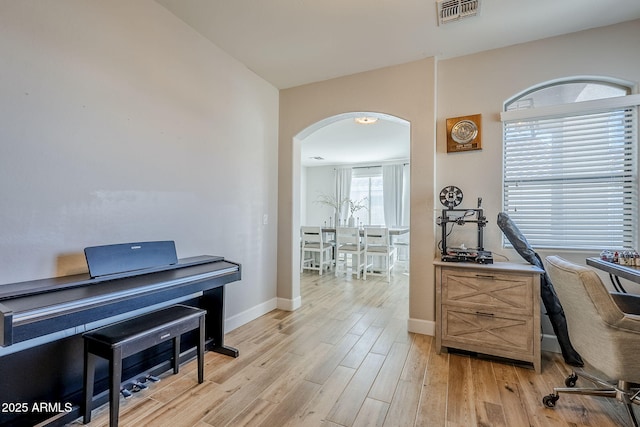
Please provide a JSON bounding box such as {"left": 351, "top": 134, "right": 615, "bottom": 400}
{"left": 354, "top": 117, "right": 378, "bottom": 125}
{"left": 436, "top": 0, "right": 480, "bottom": 25}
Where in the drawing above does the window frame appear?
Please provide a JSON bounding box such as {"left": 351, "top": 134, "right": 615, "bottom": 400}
{"left": 501, "top": 78, "right": 640, "bottom": 251}
{"left": 350, "top": 167, "right": 384, "bottom": 226}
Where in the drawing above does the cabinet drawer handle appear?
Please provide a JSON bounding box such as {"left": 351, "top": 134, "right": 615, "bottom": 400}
{"left": 475, "top": 311, "right": 494, "bottom": 317}
{"left": 475, "top": 274, "right": 495, "bottom": 280}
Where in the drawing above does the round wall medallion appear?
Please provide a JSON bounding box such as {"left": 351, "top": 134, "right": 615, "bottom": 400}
{"left": 451, "top": 120, "right": 478, "bottom": 144}
{"left": 446, "top": 114, "right": 482, "bottom": 153}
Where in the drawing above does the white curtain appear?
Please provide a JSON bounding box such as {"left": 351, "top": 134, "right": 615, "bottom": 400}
{"left": 382, "top": 164, "right": 404, "bottom": 227}
{"left": 335, "top": 167, "right": 352, "bottom": 226}
{"left": 383, "top": 163, "right": 410, "bottom": 262}
{"left": 402, "top": 163, "right": 410, "bottom": 227}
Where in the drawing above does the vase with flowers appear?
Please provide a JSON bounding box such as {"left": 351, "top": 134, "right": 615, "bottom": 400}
{"left": 315, "top": 194, "right": 368, "bottom": 227}
{"left": 315, "top": 193, "right": 349, "bottom": 226}
{"left": 347, "top": 197, "right": 368, "bottom": 227}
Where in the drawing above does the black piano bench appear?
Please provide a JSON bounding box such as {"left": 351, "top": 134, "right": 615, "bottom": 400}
{"left": 81, "top": 304, "right": 206, "bottom": 427}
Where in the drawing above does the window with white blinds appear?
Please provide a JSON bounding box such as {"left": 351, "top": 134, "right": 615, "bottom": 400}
{"left": 502, "top": 81, "right": 639, "bottom": 251}
{"left": 350, "top": 167, "right": 384, "bottom": 225}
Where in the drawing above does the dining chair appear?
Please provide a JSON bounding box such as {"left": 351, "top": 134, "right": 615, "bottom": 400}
{"left": 392, "top": 230, "right": 410, "bottom": 271}
{"left": 300, "top": 226, "right": 333, "bottom": 275}
{"left": 335, "top": 227, "right": 365, "bottom": 279}
{"left": 363, "top": 227, "right": 397, "bottom": 282}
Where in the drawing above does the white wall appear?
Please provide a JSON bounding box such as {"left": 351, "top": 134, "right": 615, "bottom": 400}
{"left": 302, "top": 166, "right": 335, "bottom": 226}
{"left": 436, "top": 20, "right": 640, "bottom": 342}
{"left": 279, "top": 59, "right": 437, "bottom": 332}
{"left": 280, "top": 20, "right": 640, "bottom": 340}
{"left": 0, "top": 1, "right": 279, "bottom": 328}
{"left": 437, "top": 20, "right": 640, "bottom": 264}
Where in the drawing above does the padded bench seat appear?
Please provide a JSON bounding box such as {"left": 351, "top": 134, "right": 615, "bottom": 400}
{"left": 82, "top": 304, "right": 205, "bottom": 427}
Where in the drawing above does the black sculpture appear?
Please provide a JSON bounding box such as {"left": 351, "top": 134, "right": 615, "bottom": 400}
{"left": 497, "top": 212, "right": 584, "bottom": 367}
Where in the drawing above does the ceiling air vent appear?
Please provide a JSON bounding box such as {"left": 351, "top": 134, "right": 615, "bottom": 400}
{"left": 437, "top": 0, "right": 480, "bottom": 25}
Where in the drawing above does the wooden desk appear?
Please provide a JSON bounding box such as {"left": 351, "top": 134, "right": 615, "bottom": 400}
{"left": 434, "top": 260, "right": 543, "bottom": 372}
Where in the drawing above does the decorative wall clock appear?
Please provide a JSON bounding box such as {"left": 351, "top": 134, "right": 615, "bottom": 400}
{"left": 446, "top": 114, "right": 482, "bottom": 153}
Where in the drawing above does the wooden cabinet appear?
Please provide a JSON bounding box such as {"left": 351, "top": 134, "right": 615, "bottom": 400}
{"left": 434, "top": 260, "right": 543, "bottom": 372}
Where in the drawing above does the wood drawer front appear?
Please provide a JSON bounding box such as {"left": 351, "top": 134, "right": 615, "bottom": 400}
{"left": 442, "top": 307, "right": 533, "bottom": 354}
{"left": 442, "top": 270, "right": 533, "bottom": 315}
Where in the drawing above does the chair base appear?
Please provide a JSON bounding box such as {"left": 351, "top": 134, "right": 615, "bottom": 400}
{"left": 300, "top": 250, "right": 333, "bottom": 275}
{"left": 363, "top": 251, "right": 396, "bottom": 282}
{"left": 543, "top": 370, "right": 640, "bottom": 427}
{"left": 335, "top": 252, "right": 364, "bottom": 279}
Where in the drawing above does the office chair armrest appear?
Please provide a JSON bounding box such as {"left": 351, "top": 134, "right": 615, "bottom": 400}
{"left": 611, "top": 292, "right": 640, "bottom": 316}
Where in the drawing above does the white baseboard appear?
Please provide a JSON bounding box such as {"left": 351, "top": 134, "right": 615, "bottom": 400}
{"left": 223, "top": 296, "right": 304, "bottom": 334}
{"left": 408, "top": 318, "right": 435, "bottom": 336}
{"left": 224, "top": 298, "right": 278, "bottom": 333}
{"left": 541, "top": 333, "right": 561, "bottom": 354}
{"left": 277, "top": 296, "right": 302, "bottom": 311}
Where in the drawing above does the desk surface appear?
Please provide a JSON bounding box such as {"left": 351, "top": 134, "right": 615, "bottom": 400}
{"left": 586, "top": 257, "right": 640, "bottom": 284}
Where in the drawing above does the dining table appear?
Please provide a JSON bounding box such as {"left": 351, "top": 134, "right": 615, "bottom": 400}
{"left": 320, "top": 226, "right": 410, "bottom": 236}
{"left": 321, "top": 226, "right": 410, "bottom": 262}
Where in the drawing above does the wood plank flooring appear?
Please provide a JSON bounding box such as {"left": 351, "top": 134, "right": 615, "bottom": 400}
{"left": 73, "top": 269, "right": 634, "bottom": 427}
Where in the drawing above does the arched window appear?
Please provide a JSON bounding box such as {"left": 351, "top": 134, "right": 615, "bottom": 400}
{"left": 501, "top": 78, "right": 640, "bottom": 250}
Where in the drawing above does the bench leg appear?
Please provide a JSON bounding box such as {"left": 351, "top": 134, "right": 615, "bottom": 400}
{"left": 109, "top": 350, "right": 122, "bottom": 427}
{"left": 198, "top": 316, "right": 205, "bottom": 384}
{"left": 82, "top": 347, "right": 96, "bottom": 424}
{"left": 173, "top": 336, "right": 180, "bottom": 374}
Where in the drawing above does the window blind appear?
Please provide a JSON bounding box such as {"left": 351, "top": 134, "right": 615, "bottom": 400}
{"left": 503, "top": 106, "right": 637, "bottom": 250}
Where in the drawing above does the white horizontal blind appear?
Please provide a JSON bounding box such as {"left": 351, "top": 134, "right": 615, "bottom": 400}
{"left": 503, "top": 106, "right": 637, "bottom": 250}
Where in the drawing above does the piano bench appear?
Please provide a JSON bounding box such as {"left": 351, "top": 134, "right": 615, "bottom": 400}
{"left": 81, "top": 304, "right": 206, "bottom": 427}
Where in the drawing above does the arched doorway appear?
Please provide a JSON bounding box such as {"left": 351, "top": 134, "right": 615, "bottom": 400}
{"left": 277, "top": 59, "right": 437, "bottom": 335}
{"left": 291, "top": 111, "right": 410, "bottom": 305}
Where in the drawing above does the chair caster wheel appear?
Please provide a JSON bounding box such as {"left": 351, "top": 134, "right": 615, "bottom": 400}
{"left": 543, "top": 394, "right": 559, "bottom": 408}
{"left": 565, "top": 373, "right": 578, "bottom": 387}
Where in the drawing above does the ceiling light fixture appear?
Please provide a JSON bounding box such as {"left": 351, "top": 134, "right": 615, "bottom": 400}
{"left": 354, "top": 117, "right": 378, "bottom": 125}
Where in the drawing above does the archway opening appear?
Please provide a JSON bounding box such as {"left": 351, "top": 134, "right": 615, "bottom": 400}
{"left": 291, "top": 111, "right": 411, "bottom": 305}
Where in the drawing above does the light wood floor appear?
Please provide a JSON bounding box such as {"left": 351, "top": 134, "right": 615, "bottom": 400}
{"left": 74, "top": 268, "right": 634, "bottom": 427}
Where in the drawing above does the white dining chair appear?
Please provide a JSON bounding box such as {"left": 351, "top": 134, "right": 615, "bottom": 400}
{"left": 300, "top": 226, "right": 333, "bottom": 275}
{"left": 392, "top": 231, "right": 410, "bottom": 272}
{"left": 335, "top": 227, "right": 365, "bottom": 279}
{"left": 363, "top": 227, "right": 397, "bottom": 282}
